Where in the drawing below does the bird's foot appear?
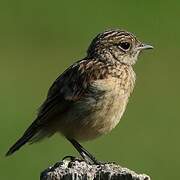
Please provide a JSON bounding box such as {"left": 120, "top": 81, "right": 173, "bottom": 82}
{"left": 77, "top": 151, "right": 99, "bottom": 165}
{"left": 62, "top": 155, "right": 115, "bottom": 166}
{"left": 95, "top": 160, "right": 116, "bottom": 165}
{"left": 62, "top": 155, "right": 80, "bottom": 162}
{"left": 62, "top": 154, "right": 101, "bottom": 165}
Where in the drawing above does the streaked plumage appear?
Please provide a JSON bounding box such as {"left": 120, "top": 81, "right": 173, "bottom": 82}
{"left": 6, "top": 29, "right": 153, "bottom": 163}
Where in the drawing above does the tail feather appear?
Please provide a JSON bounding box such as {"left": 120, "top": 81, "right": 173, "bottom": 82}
{"left": 6, "top": 122, "right": 39, "bottom": 156}
{"left": 6, "top": 134, "right": 33, "bottom": 156}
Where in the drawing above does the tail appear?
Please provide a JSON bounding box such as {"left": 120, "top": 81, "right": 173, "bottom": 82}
{"left": 6, "top": 121, "right": 39, "bottom": 156}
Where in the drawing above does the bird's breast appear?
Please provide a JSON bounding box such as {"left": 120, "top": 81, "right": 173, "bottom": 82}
{"left": 60, "top": 73, "right": 135, "bottom": 141}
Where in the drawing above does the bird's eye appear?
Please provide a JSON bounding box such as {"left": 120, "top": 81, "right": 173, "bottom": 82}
{"left": 119, "top": 42, "right": 131, "bottom": 50}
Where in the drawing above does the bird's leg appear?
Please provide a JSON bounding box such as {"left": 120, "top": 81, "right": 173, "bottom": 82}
{"left": 67, "top": 138, "right": 100, "bottom": 165}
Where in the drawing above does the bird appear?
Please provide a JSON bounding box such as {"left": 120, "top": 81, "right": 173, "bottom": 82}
{"left": 6, "top": 29, "right": 153, "bottom": 164}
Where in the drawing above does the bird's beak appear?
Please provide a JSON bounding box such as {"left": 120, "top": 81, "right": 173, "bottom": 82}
{"left": 136, "top": 43, "right": 154, "bottom": 51}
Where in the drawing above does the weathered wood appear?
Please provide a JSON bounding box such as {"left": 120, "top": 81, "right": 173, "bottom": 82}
{"left": 41, "top": 159, "right": 150, "bottom": 180}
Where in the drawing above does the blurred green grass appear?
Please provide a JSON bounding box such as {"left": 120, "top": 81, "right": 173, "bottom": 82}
{"left": 0, "top": 0, "right": 180, "bottom": 179}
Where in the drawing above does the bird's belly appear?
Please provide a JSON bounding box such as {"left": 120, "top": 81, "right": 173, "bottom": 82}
{"left": 58, "top": 78, "right": 131, "bottom": 141}
{"left": 77, "top": 92, "right": 128, "bottom": 140}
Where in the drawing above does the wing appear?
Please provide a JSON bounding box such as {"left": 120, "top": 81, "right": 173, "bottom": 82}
{"left": 37, "top": 60, "right": 89, "bottom": 122}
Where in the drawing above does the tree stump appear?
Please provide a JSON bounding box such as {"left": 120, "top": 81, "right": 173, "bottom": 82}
{"left": 40, "top": 159, "right": 150, "bottom": 180}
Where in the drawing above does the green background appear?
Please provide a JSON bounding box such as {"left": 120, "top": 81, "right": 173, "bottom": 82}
{"left": 1, "top": 0, "right": 179, "bottom": 179}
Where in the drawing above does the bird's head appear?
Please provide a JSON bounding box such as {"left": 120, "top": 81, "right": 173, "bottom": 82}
{"left": 87, "top": 29, "right": 153, "bottom": 65}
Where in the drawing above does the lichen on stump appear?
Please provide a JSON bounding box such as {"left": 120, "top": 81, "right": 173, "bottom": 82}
{"left": 41, "top": 160, "right": 150, "bottom": 180}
